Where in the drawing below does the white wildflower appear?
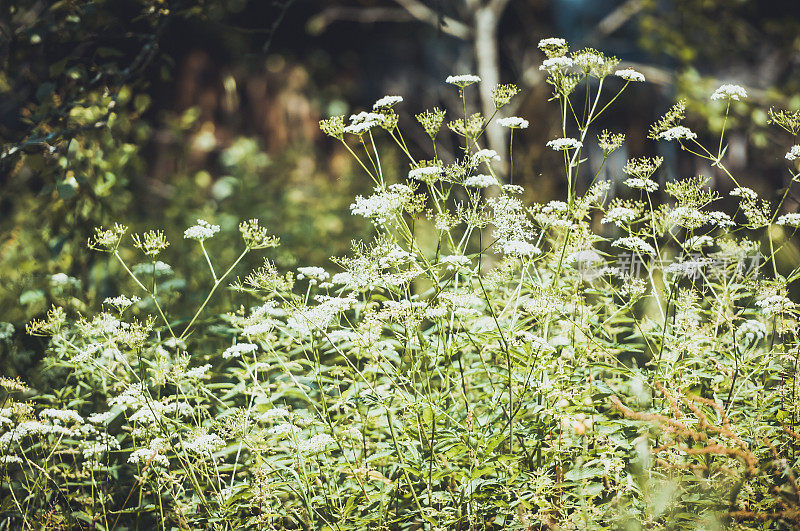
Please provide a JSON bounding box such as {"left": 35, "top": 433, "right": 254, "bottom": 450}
{"left": 601, "top": 206, "right": 639, "bottom": 227}
{"left": 612, "top": 237, "right": 656, "bottom": 255}
{"left": 737, "top": 319, "right": 766, "bottom": 341}
{"left": 184, "top": 364, "right": 211, "bottom": 379}
{"left": 40, "top": 408, "right": 84, "bottom": 425}
{"left": 539, "top": 56, "right": 574, "bottom": 72}
{"left": 128, "top": 448, "right": 169, "bottom": 467}
{"left": 349, "top": 111, "right": 385, "bottom": 124}
{"left": 88, "top": 411, "right": 115, "bottom": 424}
{"left": 501, "top": 240, "right": 541, "bottom": 257}
{"left": 538, "top": 37, "right": 567, "bottom": 49}
{"left": 0, "top": 455, "right": 22, "bottom": 465}
{"left": 730, "top": 187, "right": 758, "bottom": 201}
{"left": 777, "top": 213, "right": 800, "bottom": 227}
{"left": 184, "top": 219, "right": 220, "bottom": 240}
{"left": 496, "top": 117, "right": 529, "bottom": 129}
{"left": 464, "top": 174, "right": 498, "bottom": 188}
{"left": 503, "top": 184, "right": 525, "bottom": 194}
{"left": 103, "top": 295, "right": 141, "bottom": 311}
{"left": 710, "top": 84, "right": 747, "bottom": 101}
{"left": 785, "top": 145, "right": 800, "bottom": 161}
{"left": 472, "top": 149, "right": 501, "bottom": 163}
{"left": 706, "top": 211, "right": 735, "bottom": 228}
{"left": 547, "top": 137, "right": 583, "bottom": 151}
{"left": 616, "top": 68, "right": 645, "bottom": 82}
{"left": 296, "top": 266, "right": 330, "bottom": 283}
{"left": 343, "top": 120, "right": 380, "bottom": 135}
{"left": 663, "top": 258, "right": 710, "bottom": 279}
{"left": 222, "top": 342, "right": 258, "bottom": 360}
{"left": 185, "top": 433, "right": 225, "bottom": 455}
{"left": 756, "top": 295, "right": 796, "bottom": 316}
{"left": 268, "top": 423, "right": 300, "bottom": 437}
{"left": 373, "top": 95, "right": 403, "bottom": 109}
{"left": 625, "top": 178, "right": 658, "bottom": 192}
{"left": 132, "top": 260, "right": 173, "bottom": 277}
{"left": 685, "top": 235, "right": 714, "bottom": 250}
{"left": 350, "top": 185, "right": 413, "bottom": 224}
{"left": 408, "top": 165, "right": 444, "bottom": 181}
{"left": 298, "top": 433, "right": 335, "bottom": 455}
{"left": 445, "top": 74, "right": 481, "bottom": 86}
{"left": 573, "top": 51, "right": 604, "bottom": 72}
{"left": 659, "top": 126, "right": 697, "bottom": 141}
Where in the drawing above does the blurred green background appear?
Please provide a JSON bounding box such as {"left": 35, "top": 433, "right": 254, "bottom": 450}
{"left": 2, "top": 0, "right": 800, "bottom": 377}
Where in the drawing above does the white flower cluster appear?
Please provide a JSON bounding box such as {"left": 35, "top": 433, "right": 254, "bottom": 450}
{"left": 601, "top": 206, "right": 639, "bottom": 227}
{"left": 612, "top": 237, "right": 656, "bottom": 256}
{"left": 777, "top": 213, "right": 800, "bottom": 228}
{"left": 669, "top": 206, "right": 706, "bottom": 229}
{"left": 501, "top": 240, "right": 541, "bottom": 257}
{"left": 50, "top": 273, "right": 78, "bottom": 287}
{"left": 464, "top": 174, "right": 498, "bottom": 188}
{"left": 132, "top": 260, "right": 173, "bottom": 276}
{"left": 710, "top": 84, "right": 747, "bottom": 101}
{"left": 0, "top": 455, "right": 22, "bottom": 465}
{"left": 539, "top": 56, "right": 574, "bottom": 72}
{"left": 663, "top": 258, "right": 710, "bottom": 278}
{"left": 184, "top": 364, "right": 211, "bottom": 379}
{"left": 625, "top": 177, "right": 658, "bottom": 192}
{"left": 345, "top": 111, "right": 386, "bottom": 134}
{"left": 472, "top": 149, "right": 500, "bottom": 163}
{"left": 296, "top": 266, "right": 330, "bottom": 283}
{"left": 103, "top": 294, "right": 141, "bottom": 310}
{"left": 287, "top": 295, "right": 356, "bottom": 337}
{"left": 222, "top": 342, "right": 258, "bottom": 360}
{"left": 538, "top": 37, "right": 566, "bottom": 49}
{"left": 1, "top": 420, "right": 75, "bottom": 446}
{"left": 81, "top": 432, "right": 121, "bottom": 460}
{"left": 685, "top": 235, "right": 714, "bottom": 250}
{"left": 298, "top": 433, "right": 335, "bottom": 455}
{"left": 615, "top": 68, "right": 645, "bottom": 82}
{"left": 785, "top": 145, "right": 800, "bottom": 161}
{"left": 88, "top": 411, "right": 115, "bottom": 424}
{"left": 737, "top": 319, "right": 766, "bottom": 341}
{"left": 185, "top": 433, "right": 226, "bottom": 455}
{"left": 128, "top": 447, "right": 170, "bottom": 468}
{"left": 573, "top": 51, "right": 604, "bottom": 72}
{"left": 496, "top": 117, "right": 529, "bottom": 129}
{"left": 546, "top": 137, "right": 583, "bottom": 151}
{"left": 659, "top": 126, "right": 697, "bottom": 141}
{"left": 408, "top": 165, "right": 443, "bottom": 182}
{"left": 184, "top": 219, "right": 220, "bottom": 240}
{"left": 706, "top": 210, "right": 735, "bottom": 228}
{"left": 350, "top": 184, "right": 414, "bottom": 225}
{"left": 129, "top": 401, "right": 192, "bottom": 425}
{"left": 755, "top": 295, "right": 796, "bottom": 316}
{"left": 373, "top": 95, "right": 402, "bottom": 109}
{"left": 730, "top": 187, "right": 758, "bottom": 201}
{"left": 445, "top": 74, "right": 481, "bottom": 86}
{"left": 40, "top": 408, "right": 84, "bottom": 425}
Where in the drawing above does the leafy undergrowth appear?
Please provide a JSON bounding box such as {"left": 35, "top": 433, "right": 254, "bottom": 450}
{"left": 3, "top": 39, "right": 800, "bottom": 530}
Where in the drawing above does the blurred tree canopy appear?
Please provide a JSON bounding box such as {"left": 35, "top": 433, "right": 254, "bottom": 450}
{"left": 2, "top": 0, "right": 800, "bottom": 374}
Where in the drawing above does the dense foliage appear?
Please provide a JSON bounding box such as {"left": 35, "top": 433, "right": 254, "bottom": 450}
{"left": 4, "top": 36, "right": 800, "bottom": 530}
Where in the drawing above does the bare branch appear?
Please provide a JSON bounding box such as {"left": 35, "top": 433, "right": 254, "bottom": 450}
{"left": 308, "top": 7, "right": 416, "bottom": 33}
{"left": 393, "top": 0, "right": 472, "bottom": 40}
